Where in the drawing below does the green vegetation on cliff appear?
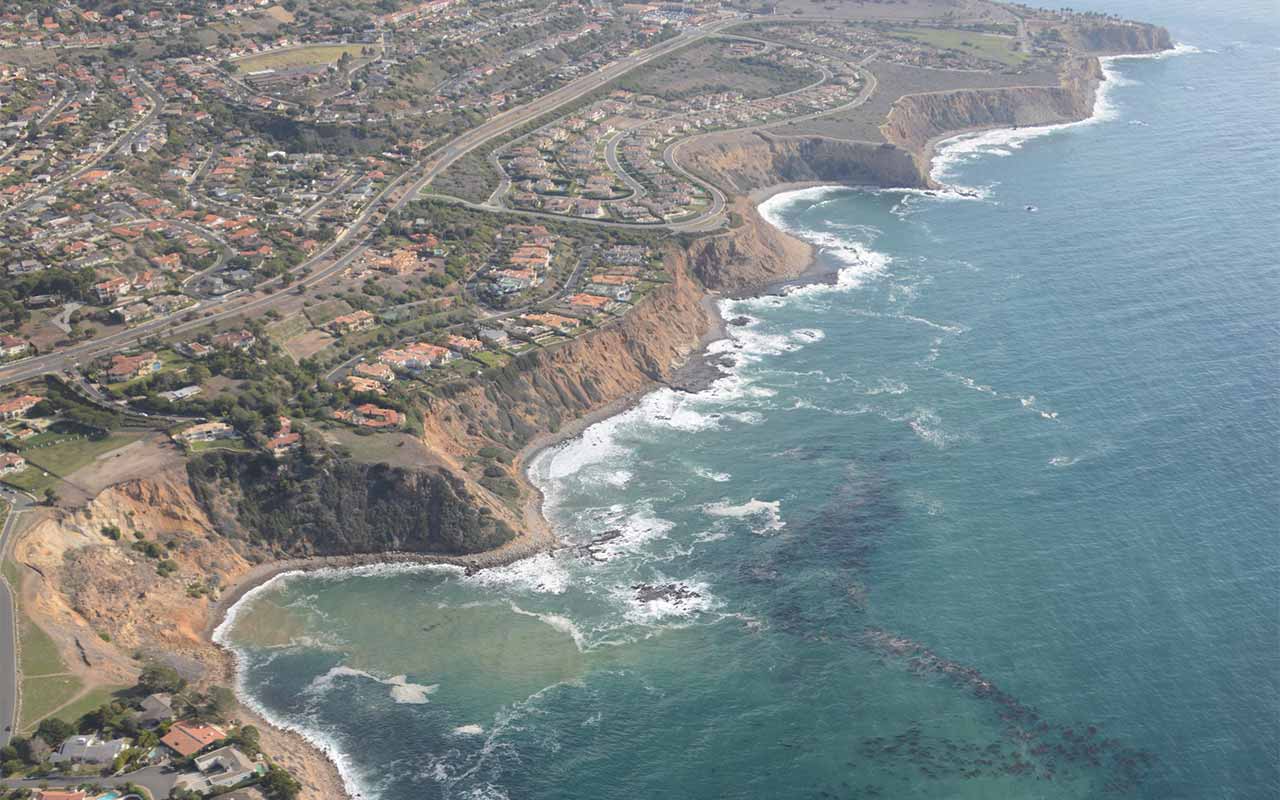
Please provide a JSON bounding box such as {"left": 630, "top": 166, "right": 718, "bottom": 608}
{"left": 187, "top": 449, "right": 515, "bottom": 557}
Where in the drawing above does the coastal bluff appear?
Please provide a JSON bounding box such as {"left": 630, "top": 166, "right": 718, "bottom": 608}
{"left": 678, "top": 22, "right": 1171, "bottom": 193}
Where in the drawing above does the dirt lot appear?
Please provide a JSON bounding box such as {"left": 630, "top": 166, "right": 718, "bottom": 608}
{"left": 615, "top": 39, "right": 818, "bottom": 101}
{"left": 284, "top": 329, "right": 335, "bottom": 361}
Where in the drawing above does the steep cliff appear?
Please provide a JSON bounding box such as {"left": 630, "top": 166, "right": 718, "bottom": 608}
{"left": 1068, "top": 21, "right": 1173, "bottom": 55}
{"left": 187, "top": 449, "right": 517, "bottom": 557}
{"left": 420, "top": 253, "right": 717, "bottom": 463}
{"left": 881, "top": 57, "right": 1104, "bottom": 165}
{"left": 680, "top": 132, "right": 927, "bottom": 196}
{"left": 685, "top": 198, "right": 815, "bottom": 293}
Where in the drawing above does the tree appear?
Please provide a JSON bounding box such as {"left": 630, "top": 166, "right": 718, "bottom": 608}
{"left": 42, "top": 488, "right": 58, "bottom": 506}
{"left": 35, "top": 717, "right": 74, "bottom": 746}
{"left": 261, "top": 764, "right": 302, "bottom": 800}
{"left": 138, "top": 664, "right": 186, "bottom": 695}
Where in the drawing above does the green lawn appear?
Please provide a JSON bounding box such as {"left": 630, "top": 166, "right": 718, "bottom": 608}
{"left": 186, "top": 438, "right": 251, "bottom": 454}
{"left": 20, "top": 675, "right": 82, "bottom": 732}
{"left": 2, "top": 431, "right": 143, "bottom": 493}
{"left": 889, "top": 27, "right": 1027, "bottom": 66}
{"left": 236, "top": 43, "right": 376, "bottom": 72}
{"left": 18, "top": 610, "right": 66, "bottom": 679}
{"left": 51, "top": 685, "right": 124, "bottom": 726}
{"left": 266, "top": 313, "right": 312, "bottom": 343}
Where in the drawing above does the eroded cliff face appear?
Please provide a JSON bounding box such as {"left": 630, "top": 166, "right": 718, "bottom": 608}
{"left": 1069, "top": 21, "right": 1173, "bottom": 55}
{"left": 882, "top": 57, "right": 1104, "bottom": 166}
{"left": 187, "top": 450, "right": 518, "bottom": 557}
{"left": 680, "top": 132, "right": 927, "bottom": 196}
{"left": 420, "top": 252, "right": 717, "bottom": 464}
{"left": 685, "top": 198, "right": 815, "bottom": 294}
{"left": 14, "top": 470, "right": 250, "bottom": 674}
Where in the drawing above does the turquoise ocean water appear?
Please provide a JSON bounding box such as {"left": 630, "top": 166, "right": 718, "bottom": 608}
{"left": 217, "top": 3, "right": 1279, "bottom": 797}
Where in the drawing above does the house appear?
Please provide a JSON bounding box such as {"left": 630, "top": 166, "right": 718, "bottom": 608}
{"left": 523, "top": 313, "right": 580, "bottom": 332}
{"left": 333, "top": 404, "right": 403, "bottom": 429}
{"left": 161, "top": 720, "right": 226, "bottom": 758}
{"left": 327, "top": 310, "right": 376, "bottom": 335}
{"left": 344, "top": 375, "right": 386, "bottom": 395}
{"left": 566, "top": 293, "right": 611, "bottom": 312}
{"left": 585, "top": 280, "right": 632, "bottom": 302}
{"left": 138, "top": 692, "right": 175, "bottom": 726}
{"left": 159, "top": 385, "right": 201, "bottom": 403}
{"left": 0, "top": 453, "right": 26, "bottom": 476}
{"left": 212, "top": 329, "right": 256, "bottom": 351}
{"left": 267, "top": 428, "right": 301, "bottom": 458}
{"left": 354, "top": 362, "right": 395, "bottom": 383}
{"left": 93, "top": 275, "right": 131, "bottom": 304}
{"left": 478, "top": 328, "right": 510, "bottom": 347}
{"left": 177, "top": 341, "right": 214, "bottom": 359}
{"left": 0, "top": 394, "right": 41, "bottom": 420}
{"left": 106, "top": 351, "right": 161, "bottom": 382}
{"left": 175, "top": 746, "right": 264, "bottom": 792}
{"left": 218, "top": 789, "right": 267, "bottom": 800}
{"left": 445, "top": 334, "right": 484, "bottom": 353}
{"left": 176, "top": 421, "right": 236, "bottom": 443}
{"left": 36, "top": 791, "right": 87, "bottom": 800}
{"left": 50, "top": 733, "right": 130, "bottom": 765}
{"left": 0, "top": 335, "right": 31, "bottom": 359}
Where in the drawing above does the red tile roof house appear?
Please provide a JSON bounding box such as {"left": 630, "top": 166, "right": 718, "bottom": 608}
{"left": 161, "top": 720, "right": 226, "bottom": 759}
{"left": 106, "top": 351, "right": 161, "bottom": 383}
{"left": 0, "top": 394, "right": 41, "bottom": 420}
{"left": 0, "top": 453, "right": 27, "bottom": 476}
{"left": 0, "top": 334, "right": 32, "bottom": 359}
{"left": 212, "top": 329, "right": 256, "bottom": 351}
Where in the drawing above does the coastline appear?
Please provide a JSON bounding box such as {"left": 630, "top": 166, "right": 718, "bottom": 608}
{"left": 203, "top": 43, "right": 1178, "bottom": 799}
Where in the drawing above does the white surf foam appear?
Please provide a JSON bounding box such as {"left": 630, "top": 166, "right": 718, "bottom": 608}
{"left": 464, "top": 552, "right": 571, "bottom": 595}
{"left": 452, "top": 724, "right": 486, "bottom": 737}
{"left": 508, "top": 602, "right": 589, "bottom": 651}
{"left": 703, "top": 498, "right": 786, "bottom": 534}
{"left": 305, "top": 665, "right": 438, "bottom": 705}
{"left": 931, "top": 42, "right": 1201, "bottom": 187}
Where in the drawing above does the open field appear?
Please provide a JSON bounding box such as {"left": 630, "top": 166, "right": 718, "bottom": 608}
{"left": 236, "top": 43, "right": 376, "bottom": 73}
{"left": 20, "top": 675, "right": 81, "bottom": 731}
{"left": 51, "top": 685, "right": 125, "bottom": 725}
{"left": 888, "top": 26, "right": 1026, "bottom": 65}
{"left": 615, "top": 40, "right": 818, "bottom": 101}
{"left": 3, "top": 432, "right": 144, "bottom": 494}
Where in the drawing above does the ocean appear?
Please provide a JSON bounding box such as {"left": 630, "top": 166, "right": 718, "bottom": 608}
{"left": 215, "top": 2, "right": 1280, "bottom": 798}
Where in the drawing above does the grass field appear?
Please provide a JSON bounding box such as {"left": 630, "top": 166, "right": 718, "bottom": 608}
{"left": 3, "top": 432, "right": 143, "bottom": 493}
{"left": 266, "top": 313, "right": 312, "bottom": 343}
{"left": 615, "top": 39, "right": 818, "bottom": 101}
{"left": 888, "top": 27, "right": 1027, "bottom": 66}
{"left": 20, "top": 675, "right": 81, "bottom": 730}
{"left": 51, "top": 685, "right": 124, "bottom": 725}
{"left": 236, "top": 43, "right": 376, "bottom": 73}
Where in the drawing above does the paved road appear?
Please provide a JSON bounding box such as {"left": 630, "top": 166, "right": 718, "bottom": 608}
{"left": 0, "top": 489, "right": 33, "bottom": 747}
{"left": 2, "top": 763, "right": 174, "bottom": 799}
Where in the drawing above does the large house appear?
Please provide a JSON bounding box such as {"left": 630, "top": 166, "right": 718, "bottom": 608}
{"left": 161, "top": 720, "right": 226, "bottom": 758}
{"left": 0, "top": 335, "right": 31, "bottom": 359}
{"left": 0, "top": 453, "right": 26, "bottom": 476}
{"left": 106, "top": 351, "right": 161, "bottom": 383}
{"left": 176, "top": 421, "right": 236, "bottom": 443}
{"left": 333, "top": 403, "right": 403, "bottom": 430}
{"left": 327, "top": 310, "right": 376, "bottom": 335}
{"left": 50, "top": 733, "right": 130, "bottom": 765}
{"left": 0, "top": 394, "right": 41, "bottom": 420}
{"left": 175, "top": 746, "right": 264, "bottom": 792}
